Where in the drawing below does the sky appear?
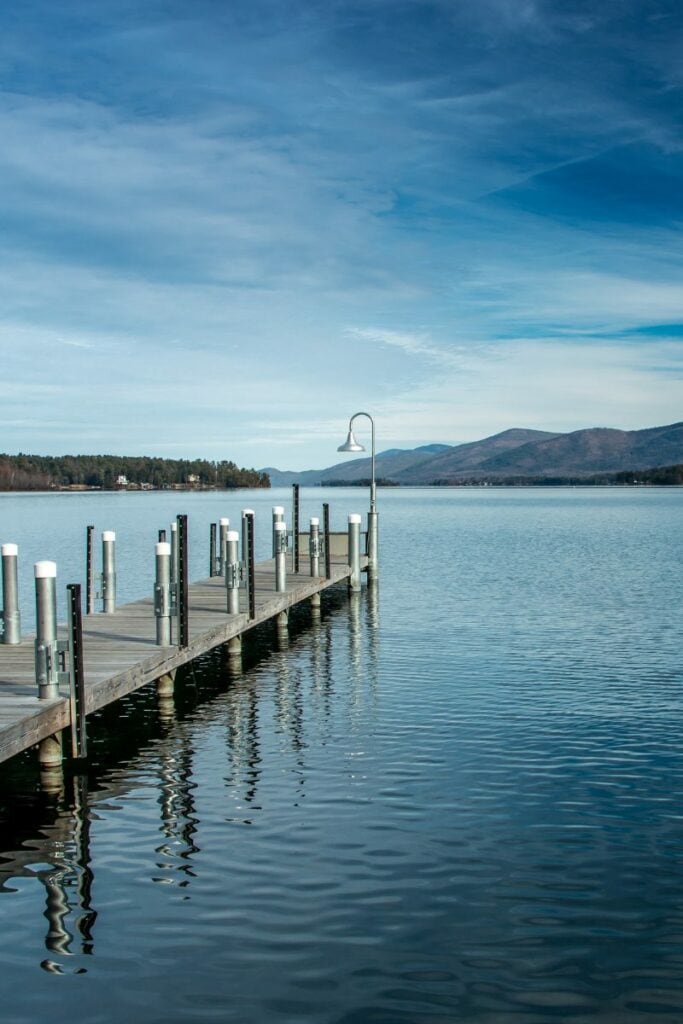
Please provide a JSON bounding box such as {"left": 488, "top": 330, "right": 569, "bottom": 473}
{"left": 0, "top": 0, "right": 681, "bottom": 470}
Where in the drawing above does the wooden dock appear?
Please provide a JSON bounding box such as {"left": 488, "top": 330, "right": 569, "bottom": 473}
{"left": 0, "top": 548, "right": 366, "bottom": 767}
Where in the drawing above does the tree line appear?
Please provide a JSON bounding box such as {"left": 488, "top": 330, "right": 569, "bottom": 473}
{"left": 0, "top": 453, "right": 270, "bottom": 491}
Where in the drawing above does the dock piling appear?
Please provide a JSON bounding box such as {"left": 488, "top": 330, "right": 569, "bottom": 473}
{"left": 219, "top": 518, "right": 229, "bottom": 576}
{"left": 310, "top": 518, "right": 320, "bottom": 577}
{"left": 1, "top": 543, "right": 21, "bottom": 644}
{"left": 348, "top": 514, "right": 362, "bottom": 592}
{"left": 34, "top": 560, "right": 60, "bottom": 699}
{"left": 272, "top": 506, "right": 285, "bottom": 557}
{"left": 209, "top": 522, "right": 218, "bottom": 577}
{"left": 177, "top": 515, "right": 189, "bottom": 647}
{"left": 225, "top": 531, "right": 241, "bottom": 615}
{"left": 102, "top": 531, "right": 116, "bottom": 613}
{"left": 275, "top": 521, "right": 287, "bottom": 593}
{"left": 154, "top": 542, "right": 172, "bottom": 646}
{"left": 292, "top": 484, "right": 300, "bottom": 572}
{"left": 86, "top": 525, "right": 95, "bottom": 615}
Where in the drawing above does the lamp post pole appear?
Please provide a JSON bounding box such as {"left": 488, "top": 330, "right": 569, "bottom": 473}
{"left": 338, "top": 411, "right": 378, "bottom": 581}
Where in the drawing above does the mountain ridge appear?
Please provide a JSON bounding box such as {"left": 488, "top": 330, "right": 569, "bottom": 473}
{"left": 262, "top": 421, "right": 683, "bottom": 485}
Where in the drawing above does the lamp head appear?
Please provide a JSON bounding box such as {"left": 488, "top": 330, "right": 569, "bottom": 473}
{"left": 338, "top": 429, "right": 365, "bottom": 453}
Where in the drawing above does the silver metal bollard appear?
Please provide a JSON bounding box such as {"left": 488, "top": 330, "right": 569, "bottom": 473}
{"left": 154, "top": 541, "right": 172, "bottom": 646}
{"left": 34, "top": 560, "right": 59, "bottom": 699}
{"left": 102, "top": 530, "right": 116, "bottom": 613}
{"left": 309, "top": 517, "right": 320, "bottom": 577}
{"left": 272, "top": 505, "right": 284, "bottom": 557}
{"left": 225, "top": 530, "right": 241, "bottom": 614}
{"left": 274, "top": 521, "right": 287, "bottom": 593}
{"left": 367, "top": 510, "right": 379, "bottom": 582}
{"left": 348, "top": 513, "right": 361, "bottom": 592}
{"left": 1, "top": 543, "right": 21, "bottom": 644}
{"left": 219, "top": 518, "right": 230, "bottom": 576}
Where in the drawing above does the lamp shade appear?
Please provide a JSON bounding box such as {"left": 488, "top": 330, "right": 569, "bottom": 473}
{"left": 337, "top": 429, "right": 365, "bottom": 453}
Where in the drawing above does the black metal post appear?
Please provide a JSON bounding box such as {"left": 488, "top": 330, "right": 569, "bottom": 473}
{"left": 209, "top": 522, "right": 217, "bottom": 577}
{"left": 86, "top": 525, "right": 95, "bottom": 615}
{"left": 177, "top": 514, "right": 189, "bottom": 647}
{"left": 293, "top": 484, "right": 300, "bottom": 573}
{"left": 158, "top": 528, "right": 167, "bottom": 543}
{"left": 246, "top": 513, "right": 256, "bottom": 619}
{"left": 67, "top": 583, "right": 87, "bottom": 760}
{"left": 323, "top": 503, "right": 331, "bottom": 579}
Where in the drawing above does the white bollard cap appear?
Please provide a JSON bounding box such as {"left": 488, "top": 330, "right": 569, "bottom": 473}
{"left": 2, "top": 543, "right": 18, "bottom": 557}
{"left": 156, "top": 542, "right": 171, "bottom": 556}
{"left": 35, "top": 560, "right": 57, "bottom": 578}
{"left": 310, "top": 517, "right": 319, "bottom": 527}
{"left": 170, "top": 522, "right": 177, "bottom": 531}
{"left": 274, "top": 521, "right": 287, "bottom": 532}
{"left": 272, "top": 506, "right": 285, "bottom": 515}
{"left": 220, "top": 517, "right": 229, "bottom": 526}
{"left": 227, "top": 530, "right": 240, "bottom": 541}
{"left": 103, "top": 530, "right": 116, "bottom": 542}
{"left": 348, "top": 513, "right": 362, "bottom": 524}
{"left": 242, "top": 508, "right": 255, "bottom": 516}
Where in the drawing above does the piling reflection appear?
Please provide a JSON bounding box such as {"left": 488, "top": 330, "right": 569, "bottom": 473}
{"left": 155, "top": 728, "right": 199, "bottom": 887}
{"left": 225, "top": 677, "right": 262, "bottom": 815}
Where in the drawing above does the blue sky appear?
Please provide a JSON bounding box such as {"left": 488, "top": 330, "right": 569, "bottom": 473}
{"left": 0, "top": 0, "right": 681, "bottom": 470}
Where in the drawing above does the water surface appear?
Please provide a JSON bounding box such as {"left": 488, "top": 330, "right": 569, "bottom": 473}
{"left": 0, "top": 487, "right": 681, "bottom": 1023}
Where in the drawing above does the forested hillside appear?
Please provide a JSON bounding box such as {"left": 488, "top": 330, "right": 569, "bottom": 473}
{"left": 0, "top": 454, "right": 270, "bottom": 491}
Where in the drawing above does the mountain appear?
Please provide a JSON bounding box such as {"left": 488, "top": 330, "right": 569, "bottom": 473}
{"left": 262, "top": 444, "right": 452, "bottom": 486}
{"left": 395, "top": 429, "right": 561, "bottom": 483}
{"left": 263, "top": 422, "right": 683, "bottom": 486}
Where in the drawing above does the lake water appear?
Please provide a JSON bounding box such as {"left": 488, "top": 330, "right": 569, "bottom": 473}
{"left": 1, "top": 486, "right": 682, "bottom": 1023}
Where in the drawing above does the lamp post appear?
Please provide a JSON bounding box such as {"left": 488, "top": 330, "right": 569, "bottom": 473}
{"left": 337, "top": 411, "right": 378, "bottom": 581}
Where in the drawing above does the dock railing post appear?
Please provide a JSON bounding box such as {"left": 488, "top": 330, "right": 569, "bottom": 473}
{"left": 209, "top": 522, "right": 217, "bottom": 577}
{"left": 101, "top": 531, "right": 116, "bottom": 613}
{"left": 225, "top": 530, "right": 241, "bottom": 614}
{"left": 34, "top": 560, "right": 60, "bottom": 699}
{"left": 323, "top": 503, "right": 331, "bottom": 579}
{"left": 170, "top": 521, "right": 178, "bottom": 586}
{"left": 348, "top": 514, "right": 361, "bottom": 592}
{"left": 272, "top": 506, "right": 284, "bottom": 557}
{"left": 1, "top": 543, "right": 21, "bottom": 644}
{"left": 66, "top": 583, "right": 87, "bottom": 760}
{"left": 219, "top": 518, "right": 229, "bottom": 576}
{"left": 177, "top": 514, "right": 189, "bottom": 647}
{"left": 154, "top": 542, "right": 172, "bottom": 646}
{"left": 292, "top": 484, "right": 300, "bottom": 573}
{"left": 309, "top": 517, "right": 320, "bottom": 577}
{"left": 246, "top": 512, "right": 256, "bottom": 619}
{"left": 86, "top": 525, "right": 95, "bottom": 615}
{"left": 275, "top": 521, "right": 287, "bottom": 593}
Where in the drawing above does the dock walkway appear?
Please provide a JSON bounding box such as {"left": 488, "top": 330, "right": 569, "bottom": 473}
{"left": 0, "top": 550, "right": 365, "bottom": 766}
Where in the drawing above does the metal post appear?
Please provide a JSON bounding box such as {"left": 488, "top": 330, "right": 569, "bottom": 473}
{"left": 154, "top": 541, "right": 172, "bottom": 646}
{"left": 170, "top": 521, "right": 178, "bottom": 585}
{"left": 209, "top": 522, "right": 217, "bottom": 577}
{"left": 292, "top": 484, "right": 300, "bottom": 573}
{"left": 272, "top": 505, "right": 284, "bottom": 557}
{"left": 241, "top": 508, "right": 254, "bottom": 572}
{"left": 101, "top": 531, "right": 116, "bottom": 613}
{"left": 225, "top": 530, "right": 240, "bottom": 615}
{"left": 323, "top": 503, "right": 331, "bottom": 580}
{"left": 1, "top": 543, "right": 21, "bottom": 644}
{"left": 348, "top": 514, "right": 361, "bottom": 592}
{"left": 219, "top": 518, "right": 229, "bottom": 576}
{"left": 158, "top": 528, "right": 167, "bottom": 543}
{"left": 66, "top": 583, "right": 87, "bottom": 760}
{"left": 86, "top": 525, "right": 95, "bottom": 615}
{"left": 275, "top": 521, "right": 287, "bottom": 593}
{"left": 35, "top": 560, "right": 59, "bottom": 699}
{"left": 177, "top": 515, "right": 189, "bottom": 647}
{"left": 309, "top": 518, "right": 320, "bottom": 577}
{"left": 367, "top": 510, "right": 379, "bottom": 582}
{"left": 246, "top": 512, "right": 256, "bottom": 619}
